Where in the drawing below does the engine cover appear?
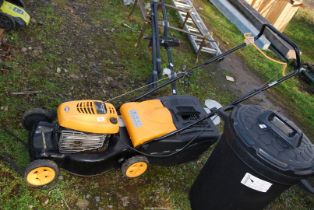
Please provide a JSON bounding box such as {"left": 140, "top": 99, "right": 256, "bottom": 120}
{"left": 57, "top": 100, "right": 119, "bottom": 134}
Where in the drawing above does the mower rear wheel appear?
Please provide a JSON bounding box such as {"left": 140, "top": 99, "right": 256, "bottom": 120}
{"left": 122, "top": 156, "right": 149, "bottom": 178}
{"left": 22, "top": 108, "right": 56, "bottom": 131}
{"left": 24, "top": 159, "right": 59, "bottom": 188}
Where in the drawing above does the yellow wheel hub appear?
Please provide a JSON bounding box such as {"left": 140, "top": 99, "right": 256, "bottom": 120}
{"left": 125, "top": 162, "right": 148, "bottom": 178}
{"left": 26, "top": 167, "right": 56, "bottom": 186}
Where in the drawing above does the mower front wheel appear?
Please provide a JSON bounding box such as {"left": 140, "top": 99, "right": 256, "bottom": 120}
{"left": 24, "top": 159, "right": 59, "bottom": 188}
{"left": 22, "top": 108, "right": 56, "bottom": 131}
{"left": 122, "top": 156, "right": 149, "bottom": 178}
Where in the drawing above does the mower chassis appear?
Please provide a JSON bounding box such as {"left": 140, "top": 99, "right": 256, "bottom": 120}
{"left": 29, "top": 122, "right": 132, "bottom": 176}
{"left": 29, "top": 116, "right": 220, "bottom": 176}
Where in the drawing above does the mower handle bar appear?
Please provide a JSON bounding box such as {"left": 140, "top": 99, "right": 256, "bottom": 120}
{"left": 255, "top": 24, "right": 301, "bottom": 70}
{"left": 147, "top": 24, "right": 303, "bottom": 144}
{"left": 133, "top": 24, "right": 301, "bottom": 102}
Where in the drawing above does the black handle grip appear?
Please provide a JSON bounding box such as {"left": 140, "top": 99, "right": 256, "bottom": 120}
{"left": 254, "top": 24, "right": 301, "bottom": 70}
{"left": 299, "top": 179, "right": 314, "bottom": 194}
{"left": 259, "top": 111, "right": 303, "bottom": 148}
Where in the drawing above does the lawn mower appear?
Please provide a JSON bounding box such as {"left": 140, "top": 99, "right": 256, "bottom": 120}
{"left": 22, "top": 24, "right": 305, "bottom": 189}
{"left": 0, "top": 0, "right": 30, "bottom": 31}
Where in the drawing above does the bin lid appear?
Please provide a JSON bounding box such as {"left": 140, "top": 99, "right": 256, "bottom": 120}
{"left": 232, "top": 105, "right": 314, "bottom": 176}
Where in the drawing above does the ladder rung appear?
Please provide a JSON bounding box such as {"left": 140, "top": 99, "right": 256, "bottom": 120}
{"left": 201, "top": 47, "right": 217, "bottom": 53}
{"left": 171, "top": 0, "right": 221, "bottom": 55}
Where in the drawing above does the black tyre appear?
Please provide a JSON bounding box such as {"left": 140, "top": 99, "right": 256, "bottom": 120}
{"left": 121, "top": 156, "right": 149, "bottom": 178}
{"left": 7, "top": 0, "right": 25, "bottom": 8}
{"left": 0, "top": 12, "right": 16, "bottom": 31}
{"left": 22, "top": 108, "right": 56, "bottom": 131}
{"left": 24, "top": 159, "right": 59, "bottom": 188}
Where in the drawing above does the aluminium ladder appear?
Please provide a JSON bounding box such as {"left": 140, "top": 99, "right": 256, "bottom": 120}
{"left": 129, "top": 0, "right": 222, "bottom": 59}
{"left": 171, "top": 0, "right": 222, "bottom": 57}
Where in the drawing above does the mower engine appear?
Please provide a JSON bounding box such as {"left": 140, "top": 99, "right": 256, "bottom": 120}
{"left": 56, "top": 100, "right": 119, "bottom": 153}
{"left": 27, "top": 100, "right": 120, "bottom": 159}
{"left": 58, "top": 130, "right": 108, "bottom": 154}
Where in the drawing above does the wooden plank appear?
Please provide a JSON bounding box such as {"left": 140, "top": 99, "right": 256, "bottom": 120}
{"left": 245, "top": 0, "right": 302, "bottom": 32}
{"left": 246, "top": 0, "right": 254, "bottom": 5}
{"left": 210, "top": 0, "right": 270, "bottom": 49}
{"left": 258, "top": 0, "right": 275, "bottom": 16}
{"left": 229, "top": 0, "right": 297, "bottom": 59}
{"left": 265, "top": 0, "right": 285, "bottom": 24}
{"left": 273, "top": 2, "right": 300, "bottom": 31}
{"left": 276, "top": 5, "right": 299, "bottom": 31}
{"left": 249, "top": 0, "right": 261, "bottom": 10}
{"left": 273, "top": 2, "right": 292, "bottom": 31}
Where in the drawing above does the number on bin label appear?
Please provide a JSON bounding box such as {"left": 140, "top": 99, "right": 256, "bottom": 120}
{"left": 241, "top": 173, "right": 272, "bottom": 193}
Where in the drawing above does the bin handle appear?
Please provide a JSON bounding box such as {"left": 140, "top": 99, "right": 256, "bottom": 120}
{"left": 258, "top": 111, "right": 303, "bottom": 148}
{"left": 299, "top": 179, "right": 314, "bottom": 194}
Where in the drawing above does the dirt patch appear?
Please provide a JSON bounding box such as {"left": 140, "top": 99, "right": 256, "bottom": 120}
{"left": 204, "top": 50, "right": 314, "bottom": 138}
{"left": 216, "top": 54, "right": 284, "bottom": 109}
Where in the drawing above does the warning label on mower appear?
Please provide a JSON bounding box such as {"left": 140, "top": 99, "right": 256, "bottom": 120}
{"left": 241, "top": 173, "right": 272, "bottom": 193}
{"left": 129, "top": 109, "right": 142, "bottom": 128}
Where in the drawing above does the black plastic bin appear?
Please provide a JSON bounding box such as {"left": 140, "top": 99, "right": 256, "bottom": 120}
{"left": 190, "top": 105, "right": 314, "bottom": 210}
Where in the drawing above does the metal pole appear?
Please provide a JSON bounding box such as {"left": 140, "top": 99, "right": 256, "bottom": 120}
{"left": 133, "top": 42, "right": 247, "bottom": 101}
{"left": 161, "top": 0, "right": 177, "bottom": 94}
{"left": 151, "top": 1, "right": 159, "bottom": 86}
{"left": 152, "top": 1, "right": 162, "bottom": 75}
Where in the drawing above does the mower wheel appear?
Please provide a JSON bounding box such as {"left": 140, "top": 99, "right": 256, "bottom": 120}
{"left": 24, "top": 159, "right": 59, "bottom": 188}
{"left": 7, "top": 0, "right": 25, "bottom": 8}
{"left": 22, "top": 108, "right": 56, "bottom": 131}
{"left": 0, "top": 12, "right": 16, "bottom": 31}
{"left": 122, "top": 156, "right": 149, "bottom": 178}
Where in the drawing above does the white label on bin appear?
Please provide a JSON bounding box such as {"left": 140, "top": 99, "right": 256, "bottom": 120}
{"left": 241, "top": 173, "right": 272, "bottom": 193}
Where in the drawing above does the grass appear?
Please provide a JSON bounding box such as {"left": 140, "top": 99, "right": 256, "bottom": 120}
{"left": 0, "top": 0, "right": 313, "bottom": 209}
{"left": 285, "top": 7, "right": 314, "bottom": 63}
